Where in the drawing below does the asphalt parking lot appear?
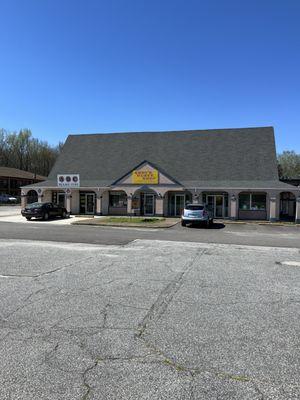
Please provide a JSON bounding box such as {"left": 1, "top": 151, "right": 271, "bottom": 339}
{"left": 1, "top": 238, "right": 300, "bottom": 399}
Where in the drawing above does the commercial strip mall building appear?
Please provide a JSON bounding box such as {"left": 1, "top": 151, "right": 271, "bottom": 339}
{"left": 21, "top": 127, "right": 300, "bottom": 223}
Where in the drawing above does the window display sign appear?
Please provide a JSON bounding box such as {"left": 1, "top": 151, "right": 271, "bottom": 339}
{"left": 57, "top": 174, "right": 80, "bottom": 188}
{"left": 132, "top": 198, "right": 139, "bottom": 209}
{"left": 132, "top": 169, "right": 158, "bottom": 184}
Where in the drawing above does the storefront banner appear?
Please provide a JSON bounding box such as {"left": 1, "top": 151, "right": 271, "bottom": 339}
{"left": 132, "top": 169, "right": 158, "bottom": 184}
{"left": 57, "top": 174, "right": 80, "bottom": 188}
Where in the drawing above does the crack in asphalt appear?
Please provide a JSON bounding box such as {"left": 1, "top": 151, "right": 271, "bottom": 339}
{"left": 189, "top": 371, "right": 196, "bottom": 400}
{"left": 75, "top": 249, "right": 206, "bottom": 398}
{"left": 82, "top": 360, "right": 99, "bottom": 400}
{"left": 102, "top": 303, "right": 110, "bottom": 329}
{"left": 0, "top": 255, "right": 96, "bottom": 279}
{"left": 4, "top": 287, "right": 46, "bottom": 319}
{"left": 135, "top": 248, "right": 206, "bottom": 339}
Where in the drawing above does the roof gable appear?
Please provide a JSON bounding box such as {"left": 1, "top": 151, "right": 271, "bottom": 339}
{"left": 112, "top": 160, "right": 180, "bottom": 186}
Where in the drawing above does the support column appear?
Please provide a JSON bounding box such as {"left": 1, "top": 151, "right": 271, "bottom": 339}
{"left": 66, "top": 195, "right": 71, "bottom": 213}
{"left": 269, "top": 195, "right": 277, "bottom": 222}
{"left": 296, "top": 196, "right": 300, "bottom": 224}
{"left": 198, "top": 192, "right": 203, "bottom": 204}
{"left": 155, "top": 195, "right": 164, "bottom": 216}
{"left": 64, "top": 189, "right": 72, "bottom": 214}
{"left": 127, "top": 195, "right": 132, "bottom": 216}
{"left": 21, "top": 192, "right": 27, "bottom": 208}
{"left": 229, "top": 193, "right": 238, "bottom": 220}
{"left": 96, "top": 194, "right": 102, "bottom": 216}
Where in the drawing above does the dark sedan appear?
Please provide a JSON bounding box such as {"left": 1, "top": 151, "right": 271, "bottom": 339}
{"left": 21, "top": 202, "right": 68, "bottom": 221}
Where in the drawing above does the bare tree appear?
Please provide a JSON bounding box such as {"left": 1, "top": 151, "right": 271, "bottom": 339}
{"left": 0, "top": 128, "right": 62, "bottom": 176}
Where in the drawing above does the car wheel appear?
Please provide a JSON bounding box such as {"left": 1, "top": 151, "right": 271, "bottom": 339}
{"left": 181, "top": 220, "right": 186, "bottom": 227}
{"left": 43, "top": 212, "right": 49, "bottom": 221}
{"left": 26, "top": 217, "right": 31, "bottom": 221}
{"left": 209, "top": 218, "right": 214, "bottom": 226}
{"left": 206, "top": 220, "right": 210, "bottom": 228}
{"left": 62, "top": 211, "right": 67, "bottom": 218}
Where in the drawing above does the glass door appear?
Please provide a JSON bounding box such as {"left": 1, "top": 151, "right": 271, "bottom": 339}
{"left": 175, "top": 194, "right": 185, "bottom": 216}
{"left": 144, "top": 194, "right": 154, "bottom": 216}
{"left": 58, "top": 193, "right": 65, "bottom": 207}
{"left": 207, "top": 195, "right": 224, "bottom": 218}
{"left": 215, "top": 195, "right": 224, "bottom": 218}
{"left": 86, "top": 194, "right": 95, "bottom": 214}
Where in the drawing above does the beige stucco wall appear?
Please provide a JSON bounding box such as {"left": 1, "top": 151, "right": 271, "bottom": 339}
{"left": 43, "top": 190, "right": 52, "bottom": 202}
{"left": 163, "top": 192, "right": 169, "bottom": 215}
{"left": 102, "top": 191, "right": 109, "bottom": 215}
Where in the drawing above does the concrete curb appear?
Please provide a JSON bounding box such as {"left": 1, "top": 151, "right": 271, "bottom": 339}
{"left": 71, "top": 220, "right": 179, "bottom": 229}
{"left": 70, "top": 217, "right": 299, "bottom": 228}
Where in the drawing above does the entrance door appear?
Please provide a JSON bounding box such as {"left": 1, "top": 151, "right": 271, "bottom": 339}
{"left": 215, "top": 195, "right": 224, "bottom": 218}
{"left": 175, "top": 194, "right": 185, "bottom": 216}
{"left": 86, "top": 194, "right": 95, "bottom": 214}
{"left": 144, "top": 194, "right": 154, "bottom": 216}
{"left": 58, "top": 193, "right": 65, "bottom": 207}
{"left": 207, "top": 195, "right": 224, "bottom": 218}
{"left": 80, "top": 193, "right": 95, "bottom": 214}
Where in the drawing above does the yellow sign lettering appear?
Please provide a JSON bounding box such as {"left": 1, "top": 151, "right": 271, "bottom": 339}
{"left": 132, "top": 169, "right": 158, "bottom": 184}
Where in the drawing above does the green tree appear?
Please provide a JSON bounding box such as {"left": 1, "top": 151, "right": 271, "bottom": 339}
{"left": 278, "top": 151, "right": 300, "bottom": 178}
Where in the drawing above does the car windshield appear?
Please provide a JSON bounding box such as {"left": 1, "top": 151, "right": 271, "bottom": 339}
{"left": 185, "top": 205, "right": 204, "bottom": 211}
{"left": 27, "top": 202, "right": 43, "bottom": 209}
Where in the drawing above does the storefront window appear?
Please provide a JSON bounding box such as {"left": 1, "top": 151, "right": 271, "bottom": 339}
{"left": 251, "top": 194, "right": 266, "bottom": 210}
{"left": 239, "top": 194, "right": 251, "bottom": 210}
{"left": 239, "top": 193, "right": 266, "bottom": 211}
{"left": 109, "top": 192, "right": 127, "bottom": 208}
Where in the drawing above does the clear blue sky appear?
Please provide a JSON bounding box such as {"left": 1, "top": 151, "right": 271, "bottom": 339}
{"left": 0, "top": 0, "right": 299, "bottom": 152}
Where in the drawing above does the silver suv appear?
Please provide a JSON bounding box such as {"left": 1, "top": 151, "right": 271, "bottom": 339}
{"left": 181, "top": 203, "right": 213, "bottom": 227}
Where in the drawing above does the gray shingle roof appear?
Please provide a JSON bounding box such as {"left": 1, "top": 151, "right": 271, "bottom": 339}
{"left": 46, "top": 127, "right": 281, "bottom": 188}
{"left": 183, "top": 180, "right": 296, "bottom": 190}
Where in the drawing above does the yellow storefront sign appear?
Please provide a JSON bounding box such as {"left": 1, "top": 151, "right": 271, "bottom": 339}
{"left": 132, "top": 169, "right": 159, "bottom": 184}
